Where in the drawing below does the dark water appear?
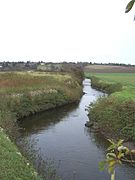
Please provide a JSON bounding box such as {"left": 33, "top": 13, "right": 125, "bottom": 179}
{"left": 18, "top": 79, "right": 135, "bottom": 180}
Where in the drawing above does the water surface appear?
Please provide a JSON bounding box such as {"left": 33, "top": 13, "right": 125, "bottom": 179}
{"left": 18, "top": 79, "right": 135, "bottom": 180}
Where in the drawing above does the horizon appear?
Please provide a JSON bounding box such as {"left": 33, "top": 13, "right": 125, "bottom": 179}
{"left": 0, "top": 60, "right": 135, "bottom": 66}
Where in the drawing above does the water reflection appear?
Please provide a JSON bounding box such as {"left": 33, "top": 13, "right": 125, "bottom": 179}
{"left": 84, "top": 127, "right": 109, "bottom": 151}
{"left": 19, "top": 103, "right": 78, "bottom": 135}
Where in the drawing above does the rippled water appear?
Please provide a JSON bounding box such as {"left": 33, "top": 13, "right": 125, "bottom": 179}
{"left": 18, "top": 79, "right": 135, "bottom": 180}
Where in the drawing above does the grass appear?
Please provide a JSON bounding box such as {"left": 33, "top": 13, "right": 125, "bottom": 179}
{"left": 85, "top": 72, "right": 135, "bottom": 99}
{"left": 0, "top": 72, "right": 72, "bottom": 94}
{"left": 0, "top": 128, "right": 41, "bottom": 180}
{"left": 85, "top": 72, "right": 135, "bottom": 85}
{"left": 85, "top": 72, "right": 135, "bottom": 141}
{"left": 0, "top": 70, "right": 83, "bottom": 179}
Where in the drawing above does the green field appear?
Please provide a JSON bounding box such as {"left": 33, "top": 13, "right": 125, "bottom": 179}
{"left": 85, "top": 73, "right": 135, "bottom": 86}
{"left": 85, "top": 72, "right": 135, "bottom": 99}
{"left": 85, "top": 72, "right": 135, "bottom": 141}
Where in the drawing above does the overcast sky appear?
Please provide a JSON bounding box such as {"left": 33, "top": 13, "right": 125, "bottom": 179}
{"left": 0, "top": 0, "right": 135, "bottom": 64}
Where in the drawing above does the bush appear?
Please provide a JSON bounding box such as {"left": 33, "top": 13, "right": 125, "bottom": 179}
{"left": 89, "top": 96, "right": 135, "bottom": 140}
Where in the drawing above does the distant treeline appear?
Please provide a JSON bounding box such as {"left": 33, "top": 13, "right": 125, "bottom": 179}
{"left": 0, "top": 61, "right": 87, "bottom": 71}
{"left": 92, "top": 62, "right": 135, "bottom": 67}
{"left": 0, "top": 61, "right": 134, "bottom": 71}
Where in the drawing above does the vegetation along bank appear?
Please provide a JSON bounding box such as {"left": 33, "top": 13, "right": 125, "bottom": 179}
{"left": 85, "top": 72, "right": 135, "bottom": 142}
{"left": 0, "top": 70, "right": 83, "bottom": 179}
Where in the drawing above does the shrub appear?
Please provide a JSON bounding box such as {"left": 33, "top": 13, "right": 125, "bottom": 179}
{"left": 89, "top": 96, "right": 135, "bottom": 140}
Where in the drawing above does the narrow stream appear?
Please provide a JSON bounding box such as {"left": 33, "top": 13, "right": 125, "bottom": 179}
{"left": 18, "top": 79, "right": 135, "bottom": 180}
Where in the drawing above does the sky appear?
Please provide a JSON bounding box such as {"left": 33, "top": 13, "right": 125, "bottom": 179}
{"left": 0, "top": 0, "right": 135, "bottom": 64}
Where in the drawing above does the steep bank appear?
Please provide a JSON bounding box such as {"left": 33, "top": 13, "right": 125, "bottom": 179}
{"left": 86, "top": 73, "right": 135, "bottom": 141}
{"left": 0, "top": 71, "right": 83, "bottom": 179}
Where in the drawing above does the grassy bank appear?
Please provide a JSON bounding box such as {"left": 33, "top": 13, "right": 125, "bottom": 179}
{"left": 0, "top": 127, "right": 41, "bottom": 180}
{"left": 85, "top": 72, "right": 135, "bottom": 141}
{"left": 0, "top": 71, "right": 83, "bottom": 120}
{"left": 0, "top": 71, "right": 83, "bottom": 179}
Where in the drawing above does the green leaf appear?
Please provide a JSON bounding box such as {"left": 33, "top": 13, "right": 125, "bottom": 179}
{"left": 107, "top": 144, "right": 116, "bottom": 151}
{"left": 108, "top": 160, "right": 116, "bottom": 167}
{"left": 131, "top": 149, "right": 135, "bottom": 154}
{"left": 117, "top": 152, "right": 124, "bottom": 159}
{"left": 125, "top": 0, "right": 135, "bottom": 13}
{"left": 117, "top": 139, "right": 124, "bottom": 147}
{"left": 118, "top": 160, "right": 122, "bottom": 165}
{"left": 99, "top": 161, "right": 106, "bottom": 171}
{"left": 107, "top": 153, "right": 116, "bottom": 159}
{"left": 107, "top": 139, "right": 115, "bottom": 145}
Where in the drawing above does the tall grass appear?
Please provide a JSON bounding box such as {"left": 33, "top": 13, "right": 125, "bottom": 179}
{"left": 0, "top": 70, "right": 83, "bottom": 179}
{"left": 0, "top": 71, "right": 83, "bottom": 136}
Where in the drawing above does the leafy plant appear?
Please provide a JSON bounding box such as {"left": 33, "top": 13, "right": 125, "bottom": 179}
{"left": 99, "top": 139, "right": 135, "bottom": 180}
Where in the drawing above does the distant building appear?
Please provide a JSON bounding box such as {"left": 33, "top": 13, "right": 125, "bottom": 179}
{"left": 37, "top": 63, "right": 62, "bottom": 72}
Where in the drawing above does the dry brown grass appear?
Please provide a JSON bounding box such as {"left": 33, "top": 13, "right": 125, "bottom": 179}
{"left": 84, "top": 65, "right": 135, "bottom": 73}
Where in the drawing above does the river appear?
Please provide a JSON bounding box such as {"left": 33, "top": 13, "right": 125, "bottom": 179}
{"left": 18, "top": 79, "right": 135, "bottom": 180}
